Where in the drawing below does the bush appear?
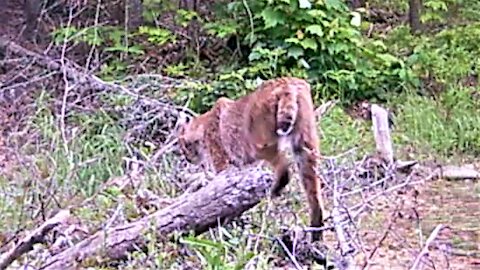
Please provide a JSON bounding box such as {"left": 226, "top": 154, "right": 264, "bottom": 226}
{"left": 184, "top": 0, "right": 417, "bottom": 112}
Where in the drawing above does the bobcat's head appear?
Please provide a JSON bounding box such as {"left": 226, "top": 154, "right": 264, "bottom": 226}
{"left": 177, "top": 116, "right": 205, "bottom": 165}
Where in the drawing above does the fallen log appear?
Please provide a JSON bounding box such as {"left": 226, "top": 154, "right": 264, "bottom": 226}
{"left": 436, "top": 164, "right": 480, "bottom": 180}
{"left": 0, "top": 210, "right": 71, "bottom": 270}
{"left": 39, "top": 166, "right": 273, "bottom": 270}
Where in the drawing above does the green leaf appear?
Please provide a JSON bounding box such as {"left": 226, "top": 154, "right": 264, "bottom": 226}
{"left": 300, "top": 38, "right": 318, "bottom": 50}
{"left": 261, "top": 8, "right": 285, "bottom": 29}
{"left": 298, "top": 0, "right": 312, "bottom": 9}
{"left": 248, "top": 50, "right": 262, "bottom": 61}
{"left": 377, "top": 53, "right": 399, "bottom": 65}
{"left": 325, "top": 0, "right": 345, "bottom": 10}
{"left": 285, "top": 37, "right": 301, "bottom": 44}
{"left": 371, "top": 40, "right": 387, "bottom": 50}
{"left": 305, "top": 25, "right": 324, "bottom": 37}
{"left": 307, "top": 9, "right": 327, "bottom": 18}
{"left": 288, "top": 46, "right": 304, "bottom": 59}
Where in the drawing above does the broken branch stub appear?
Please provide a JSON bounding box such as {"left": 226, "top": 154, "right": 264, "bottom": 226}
{"left": 370, "top": 104, "right": 394, "bottom": 165}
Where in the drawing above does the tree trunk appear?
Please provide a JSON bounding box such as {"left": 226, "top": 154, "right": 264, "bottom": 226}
{"left": 409, "top": 0, "right": 422, "bottom": 34}
{"left": 126, "top": 0, "right": 143, "bottom": 31}
{"left": 349, "top": 0, "right": 366, "bottom": 9}
{"left": 23, "top": 0, "right": 43, "bottom": 41}
{"left": 39, "top": 166, "right": 273, "bottom": 270}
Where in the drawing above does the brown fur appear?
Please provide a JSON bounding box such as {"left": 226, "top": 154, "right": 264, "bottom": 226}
{"left": 177, "top": 77, "right": 326, "bottom": 241}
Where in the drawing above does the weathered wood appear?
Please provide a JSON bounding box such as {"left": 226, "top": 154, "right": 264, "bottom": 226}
{"left": 331, "top": 178, "right": 355, "bottom": 270}
{"left": 436, "top": 164, "right": 480, "bottom": 180}
{"left": 39, "top": 166, "right": 273, "bottom": 270}
{"left": 315, "top": 100, "right": 337, "bottom": 120}
{"left": 370, "top": 104, "right": 394, "bottom": 165}
{"left": 410, "top": 224, "right": 444, "bottom": 270}
{"left": 0, "top": 210, "right": 71, "bottom": 270}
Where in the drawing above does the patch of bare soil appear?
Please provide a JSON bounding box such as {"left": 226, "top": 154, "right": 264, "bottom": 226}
{"left": 358, "top": 178, "right": 480, "bottom": 269}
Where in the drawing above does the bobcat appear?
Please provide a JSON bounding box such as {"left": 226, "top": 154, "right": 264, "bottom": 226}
{"left": 177, "top": 77, "right": 325, "bottom": 241}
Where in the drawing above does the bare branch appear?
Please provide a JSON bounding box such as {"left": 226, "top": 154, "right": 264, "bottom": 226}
{"left": 0, "top": 210, "right": 71, "bottom": 270}
{"left": 315, "top": 100, "right": 338, "bottom": 120}
{"left": 410, "top": 224, "right": 444, "bottom": 270}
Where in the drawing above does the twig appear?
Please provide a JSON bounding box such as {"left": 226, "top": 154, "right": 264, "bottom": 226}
{"left": 242, "top": 0, "right": 255, "bottom": 45}
{"left": 275, "top": 236, "right": 304, "bottom": 270}
{"left": 331, "top": 168, "right": 355, "bottom": 269}
{"left": 410, "top": 224, "right": 444, "bottom": 270}
{"left": 361, "top": 203, "right": 402, "bottom": 269}
{"left": 315, "top": 100, "right": 338, "bottom": 119}
{"left": 0, "top": 71, "right": 58, "bottom": 92}
{"left": 84, "top": 0, "right": 102, "bottom": 70}
{"left": 59, "top": 5, "right": 76, "bottom": 156}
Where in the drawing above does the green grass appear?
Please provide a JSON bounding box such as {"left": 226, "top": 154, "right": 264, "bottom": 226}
{"left": 317, "top": 85, "right": 480, "bottom": 163}
{"left": 30, "top": 91, "right": 126, "bottom": 197}
{"left": 388, "top": 87, "right": 480, "bottom": 160}
{"left": 318, "top": 105, "right": 374, "bottom": 157}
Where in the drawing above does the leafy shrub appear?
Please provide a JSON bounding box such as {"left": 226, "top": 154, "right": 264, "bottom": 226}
{"left": 383, "top": 22, "right": 480, "bottom": 96}
{"left": 410, "top": 23, "right": 480, "bottom": 86}
{"left": 183, "top": 0, "right": 416, "bottom": 111}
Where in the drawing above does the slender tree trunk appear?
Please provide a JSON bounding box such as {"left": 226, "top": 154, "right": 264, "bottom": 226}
{"left": 349, "top": 0, "right": 366, "bottom": 9}
{"left": 126, "top": 0, "right": 143, "bottom": 31}
{"left": 409, "top": 0, "right": 422, "bottom": 34}
{"left": 23, "top": 0, "right": 43, "bottom": 41}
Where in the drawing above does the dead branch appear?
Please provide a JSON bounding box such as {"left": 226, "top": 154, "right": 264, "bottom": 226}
{"left": 38, "top": 166, "right": 273, "bottom": 270}
{"left": 315, "top": 100, "right": 338, "bottom": 120}
{"left": 410, "top": 224, "right": 444, "bottom": 270}
{"left": 436, "top": 164, "right": 480, "bottom": 180}
{"left": 0, "top": 36, "right": 198, "bottom": 117}
{"left": 331, "top": 173, "right": 355, "bottom": 270}
{"left": 370, "top": 104, "right": 394, "bottom": 164}
{"left": 361, "top": 202, "right": 402, "bottom": 269}
{"left": 0, "top": 210, "right": 71, "bottom": 270}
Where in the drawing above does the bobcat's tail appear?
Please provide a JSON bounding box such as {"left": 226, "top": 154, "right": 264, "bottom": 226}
{"left": 276, "top": 89, "right": 299, "bottom": 136}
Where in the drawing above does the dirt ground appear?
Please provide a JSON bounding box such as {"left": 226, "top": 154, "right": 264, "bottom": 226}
{"left": 355, "top": 177, "right": 480, "bottom": 269}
